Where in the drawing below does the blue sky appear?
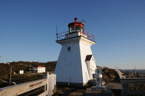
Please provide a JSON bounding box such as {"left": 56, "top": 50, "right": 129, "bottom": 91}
{"left": 0, "top": 0, "right": 145, "bottom": 69}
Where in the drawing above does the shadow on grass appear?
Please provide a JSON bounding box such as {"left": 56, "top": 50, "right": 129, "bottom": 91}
{"left": 53, "top": 82, "right": 93, "bottom": 96}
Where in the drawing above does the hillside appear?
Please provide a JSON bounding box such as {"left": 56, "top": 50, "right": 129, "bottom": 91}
{"left": 0, "top": 61, "right": 121, "bottom": 88}
{"left": 0, "top": 61, "right": 57, "bottom": 88}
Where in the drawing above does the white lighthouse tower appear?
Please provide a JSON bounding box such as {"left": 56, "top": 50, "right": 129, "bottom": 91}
{"left": 54, "top": 18, "right": 97, "bottom": 87}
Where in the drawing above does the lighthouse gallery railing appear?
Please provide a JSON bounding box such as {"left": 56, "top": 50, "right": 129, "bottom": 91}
{"left": 56, "top": 31, "right": 95, "bottom": 42}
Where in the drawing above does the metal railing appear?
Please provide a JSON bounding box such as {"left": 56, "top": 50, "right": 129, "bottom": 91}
{"left": 56, "top": 30, "right": 95, "bottom": 42}
{"left": 56, "top": 31, "right": 69, "bottom": 40}
{"left": 121, "top": 78, "right": 145, "bottom": 96}
{"left": 84, "top": 30, "right": 95, "bottom": 42}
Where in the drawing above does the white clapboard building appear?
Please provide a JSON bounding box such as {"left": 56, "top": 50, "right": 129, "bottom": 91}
{"left": 19, "top": 70, "right": 24, "bottom": 74}
{"left": 54, "top": 18, "right": 97, "bottom": 87}
{"left": 33, "top": 65, "right": 46, "bottom": 73}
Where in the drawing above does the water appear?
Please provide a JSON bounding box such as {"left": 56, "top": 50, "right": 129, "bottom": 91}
{"left": 120, "top": 69, "right": 145, "bottom": 75}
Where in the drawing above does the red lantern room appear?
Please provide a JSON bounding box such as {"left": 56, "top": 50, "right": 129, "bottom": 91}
{"left": 68, "top": 18, "right": 85, "bottom": 33}
{"left": 56, "top": 18, "right": 95, "bottom": 42}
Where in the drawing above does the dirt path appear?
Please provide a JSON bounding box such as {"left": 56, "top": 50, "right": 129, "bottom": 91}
{"left": 104, "top": 82, "right": 122, "bottom": 89}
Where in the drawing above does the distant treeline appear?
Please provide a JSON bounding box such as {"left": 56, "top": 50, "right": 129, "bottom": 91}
{"left": 121, "top": 69, "right": 145, "bottom": 75}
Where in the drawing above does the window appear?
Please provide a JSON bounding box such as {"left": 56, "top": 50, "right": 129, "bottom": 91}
{"left": 93, "top": 74, "right": 95, "bottom": 78}
{"left": 70, "top": 26, "right": 74, "bottom": 32}
{"left": 86, "top": 55, "right": 92, "bottom": 61}
{"left": 67, "top": 46, "right": 71, "bottom": 52}
{"left": 80, "top": 27, "right": 84, "bottom": 33}
{"left": 74, "top": 26, "right": 80, "bottom": 32}
{"left": 69, "top": 26, "right": 83, "bottom": 32}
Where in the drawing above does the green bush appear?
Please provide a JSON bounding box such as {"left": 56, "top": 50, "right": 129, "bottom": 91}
{"left": 102, "top": 68, "right": 117, "bottom": 83}
{"left": 0, "top": 74, "right": 9, "bottom": 80}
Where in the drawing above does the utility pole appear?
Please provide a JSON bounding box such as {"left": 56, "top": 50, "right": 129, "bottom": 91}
{"left": 9, "top": 66, "right": 12, "bottom": 84}
{"left": 134, "top": 64, "right": 136, "bottom": 76}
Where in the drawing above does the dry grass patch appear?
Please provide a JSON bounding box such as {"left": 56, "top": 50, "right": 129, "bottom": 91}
{"left": 53, "top": 83, "right": 93, "bottom": 96}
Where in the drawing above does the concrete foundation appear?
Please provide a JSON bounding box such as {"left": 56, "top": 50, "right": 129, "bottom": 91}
{"left": 85, "top": 86, "right": 114, "bottom": 96}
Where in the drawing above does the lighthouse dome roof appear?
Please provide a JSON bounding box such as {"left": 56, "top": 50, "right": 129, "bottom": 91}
{"left": 68, "top": 18, "right": 84, "bottom": 27}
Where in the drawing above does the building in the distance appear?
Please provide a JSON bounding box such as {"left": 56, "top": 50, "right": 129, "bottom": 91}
{"left": 4, "top": 62, "right": 10, "bottom": 64}
{"left": 19, "top": 70, "right": 24, "bottom": 74}
{"left": 33, "top": 65, "right": 46, "bottom": 73}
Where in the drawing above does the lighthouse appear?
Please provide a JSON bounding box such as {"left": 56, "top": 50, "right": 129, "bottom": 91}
{"left": 54, "top": 18, "right": 97, "bottom": 87}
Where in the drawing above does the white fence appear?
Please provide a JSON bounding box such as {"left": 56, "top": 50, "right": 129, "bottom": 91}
{"left": 116, "top": 68, "right": 126, "bottom": 79}
{"left": 0, "top": 72, "right": 56, "bottom": 96}
{"left": 47, "top": 73, "right": 56, "bottom": 96}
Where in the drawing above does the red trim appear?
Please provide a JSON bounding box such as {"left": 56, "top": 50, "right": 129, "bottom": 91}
{"left": 74, "top": 18, "right": 77, "bottom": 22}
{"left": 68, "top": 18, "right": 84, "bottom": 28}
{"left": 80, "top": 32, "right": 87, "bottom": 35}
{"left": 38, "top": 65, "right": 43, "bottom": 67}
{"left": 74, "top": 23, "right": 84, "bottom": 27}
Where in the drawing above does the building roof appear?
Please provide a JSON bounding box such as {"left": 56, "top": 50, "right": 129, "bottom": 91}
{"left": 68, "top": 18, "right": 84, "bottom": 27}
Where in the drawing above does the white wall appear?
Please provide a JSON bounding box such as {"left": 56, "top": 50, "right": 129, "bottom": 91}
{"left": 19, "top": 70, "right": 24, "bottom": 74}
{"left": 33, "top": 67, "right": 46, "bottom": 73}
{"left": 55, "top": 40, "right": 83, "bottom": 83}
{"left": 55, "top": 36, "right": 97, "bottom": 85}
{"left": 38, "top": 67, "right": 45, "bottom": 73}
{"left": 79, "top": 37, "right": 96, "bottom": 80}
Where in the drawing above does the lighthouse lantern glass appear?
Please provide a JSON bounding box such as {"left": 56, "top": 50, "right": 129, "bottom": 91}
{"left": 69, "top": 26, "right": 82, "bottom": 33}
{"left": 70, "top": 26, "right": 74, "bottom": 32}
{"left": 81, "top": 27, "right": 84, "bottom": 33}
{"left": 75, "top": 26, "right": 81, "bottom": 32}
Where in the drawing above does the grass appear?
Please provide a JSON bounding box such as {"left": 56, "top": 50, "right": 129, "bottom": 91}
{"left": 53, "top": 83, "right": 93, "bottom": 96}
